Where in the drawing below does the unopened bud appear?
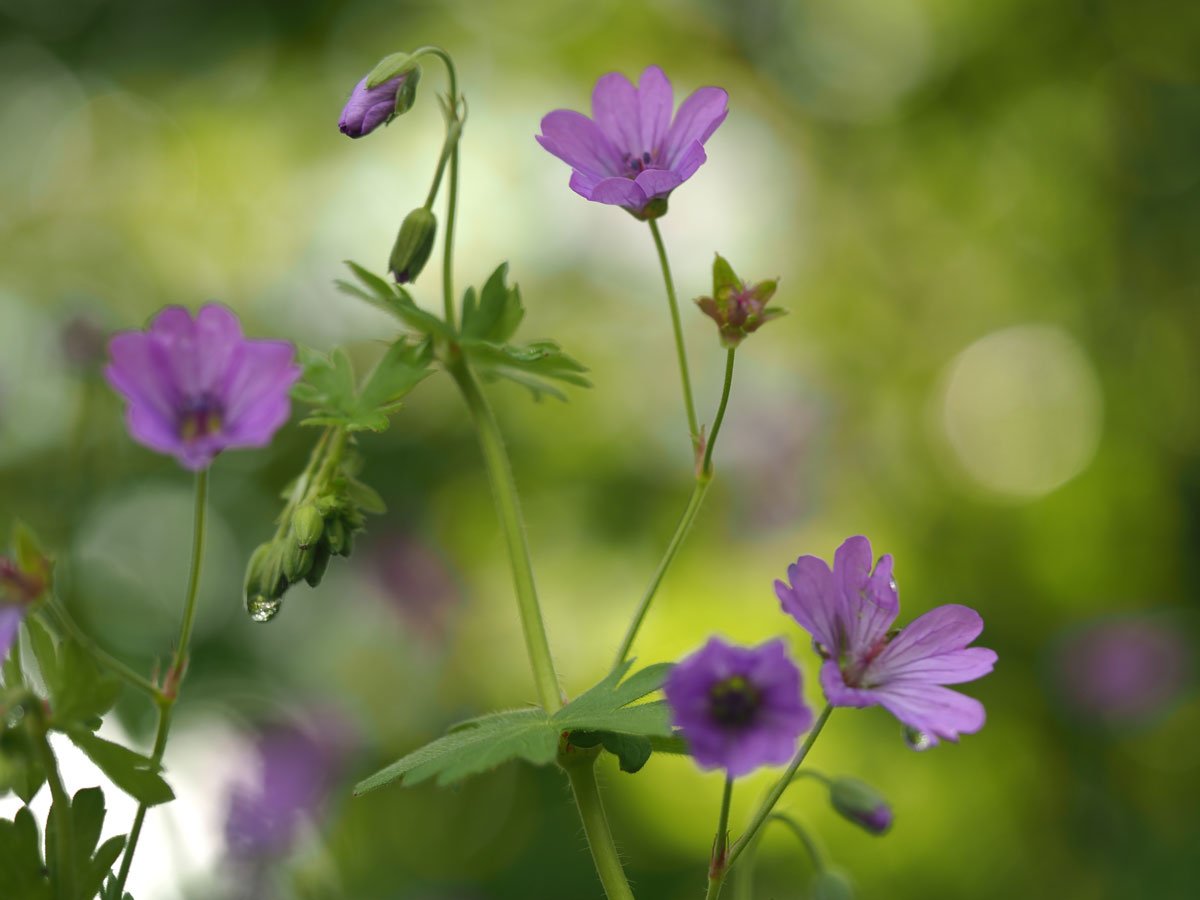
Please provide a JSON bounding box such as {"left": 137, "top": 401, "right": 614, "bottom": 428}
{"left": 325, "top": 517, "right": 348, "bottom": 556}
{"left": 695, "top": 254, "right": 784, "bottom": 348}
{"left": 242, "top": 543, "right": 273, "bottom": 598}
{"left": 829, "top": 777, "right": 892, "bottom": 835}
{"left": 811, "top": 870, "right": 854, "bottom": 900}
{"left": 283, "top": 541, "right": 315, "bottom": 583}
{"left": 304, "top": 541, "right": 332, "bottom": 588}
{"left": 389, "top": 207, "right": 438, "bottom": 284}
{"left": 291, "top": 505, "right": 324, "bottom": 550}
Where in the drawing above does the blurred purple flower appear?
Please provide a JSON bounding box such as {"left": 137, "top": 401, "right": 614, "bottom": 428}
{"left": 104, "top": 304, "right": 300, "bottom": 471}
{"left": 537, "top": 65, "right": 728, "bottom": 217}
{"left": 776, "top": 536, "right": 997, "bottom": 747}
{"left": 0, "top": 603, "right": 24, "bottom": 665}
{"left": 1, "top": 555, "right": 48, "bottom": 664}
{"left": 225, "top": 718, "right": 348, "bottom": 858}
{"left": 370, "top": 532, "right": 460, "bottom": 642}
{"left": 664, "top": 637, "right": 813, "bottom": 778}
{"left": 1057, "top": 617, "right": 1192, "bottom": 724}
{"left": 60, "top": 314, "right": 108, "bottom": 374}
{"left": 339, "top": 73, "right": 408, "bottom": 138}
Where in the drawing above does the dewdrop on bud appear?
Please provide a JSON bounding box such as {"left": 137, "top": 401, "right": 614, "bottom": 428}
{"left": 828, "top": 777, "right": 893, "bottom": 835}
{"left": 389, "top": 208, "right": 438, "bottom": 284}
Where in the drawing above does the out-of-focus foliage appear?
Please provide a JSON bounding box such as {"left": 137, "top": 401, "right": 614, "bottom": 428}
{"left": 0, "top": 0, "right": 1197, "bottom": 897}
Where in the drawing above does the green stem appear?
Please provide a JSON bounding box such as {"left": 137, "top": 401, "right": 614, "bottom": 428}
{"left": 563, "top": 755, "right": 636, "bottom": 900}
{"left": 701, "top": 349, "right": 736, "bottom": 476}
{"left": 648, "top": 219, "right": 700, "bottom": 451}
{"left": 443, "top": 141, "right": 460, "bottom": 327}
{"left": 705, "top": 775, "right": 734, "bottom": 897}
{"left": 113, "top": 468, "right": 209, "bottom": 895}
{"left": 726, "top": 705, "right": 833, "bottom": 870}
{"left": 613, "top": 476, "right": 710, "bottom": 665}
{"left": 41, "top": 601, "right": 162, "bottom": 701}
{"left": 768, "top": 813, "right": 825, "bottom": 871}
{"left": 447, "top": 360, "right": 561, "bottom": 712}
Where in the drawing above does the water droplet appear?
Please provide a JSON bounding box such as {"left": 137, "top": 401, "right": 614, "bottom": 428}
{"left": 4, "top": 704, "right": 26, "bottom": 729}
{"left": 903, "top": 726, "right": 933, "bottom": 751}
{"left": 246, "top": 593, "right": 281, "bottom": 623}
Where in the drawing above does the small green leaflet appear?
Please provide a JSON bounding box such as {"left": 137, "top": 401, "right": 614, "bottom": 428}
{"left": 0, "top": 807, "right": 51, "bottom": 900}
{"left": 354, "top": 661, "right": 674, "bottom": 793}
{"left": 65, "top": 729, "right": 174, "bottom": 807}
{"left": 292, "top": 339, "right": 433, "bottom": 433}
{"left": 336, "top": 261, "right": 451, "bottom": 339}
{"left": 25, "top": 618, "right": 120, "bottom": 729}
{"left": 459, "top": 264, "right": 590, "bottom": 401}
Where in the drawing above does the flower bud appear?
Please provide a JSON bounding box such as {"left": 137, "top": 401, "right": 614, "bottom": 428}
{"left": 283, "top": 541, "right": 314, "bottom": 584}
{"left": 389, "top": 207, "right": 438, "bottom": 284}
{"left": 291, "top": 504, "right": 324, "bottom": 550}
{"left": 243, "top": 543, "right": 273, "bottom": 598}
{"left": 304, "top": 541, "right": 332, "bottom": 588}
{"left": 695, "top": 254, "right": 785, "bottom": 348}
{"left": 828, "top": 777, "right": 893, "bottom": 835}
{"left": 325, "top": 517, "right": 348, "bottom": 556}
{"left": 339, "top": 67, "right": 419, "bottom": 139}
{"left": 811, "top": 870, "right": 855, "bottom": 900}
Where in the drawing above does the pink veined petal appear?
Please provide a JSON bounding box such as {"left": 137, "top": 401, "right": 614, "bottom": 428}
{"left": 664, "top": 86, "right": 728, "bottom": 168}
{"left": 632, "top": 167, "right": 682, "bottom": 201}
{"left": 670, "top": 140, "right": 708, "bottom": 182}
{"left": 190, "top": 304, "right": 245, "bottom": 395}
{"left": 568, "top": 169, "right": 602, "bottom": 199}
{"left": 775, "top": 555, "right": 842, "bottom": 652}
{"left": 145, "top": 306, "right": 209, "bottom": 399}
{"left": 873, "top": 682, "right": 987, "bottom": 742}
{"left": 635, "top": 65, "right": 673, "bottom": 157}
{"left": 124, "top": 401, "right": 186, "bottom": 460}
{"left": 835, "top": 537, "right": 898, "bottom": 654}
{"left": 219, "top": 341, "right": 300, "bottom": 445}
{"left": 875, "top": 647, "right": 998, "bottom": 686}
{"left": 0, "top": 605, "right": 24, "bottom": 664}
{"left": 537, "top": 110, "right": 622, "bottom": 178}
{"left": 870, "top": 604, "right": 992, "bottom": 683}
{"left": 588, "top": 176, "right": 649, "bottom": 209}
{"left": 591, "top": 71, "right": 641, "bottom": 154}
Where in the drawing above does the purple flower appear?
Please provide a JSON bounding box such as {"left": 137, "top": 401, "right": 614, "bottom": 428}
{"left": 0, "top": 603, "right": 24, "bottom": 665}
{"left": 1, "top": 553, "right": 48, "bottom": 664}
{"left": 775, "top": 536, "right": 997, "bottom": 747}
{"left": 339, "top": 73, "right": 410, "bottom": 138}
{"left": 1057, "top": 616, "right": 1192, "bottom": 725}
{"left": 104, "top": 304, "right": 301, "bottom": 471}
{"left": 537, "top": 65, "right": 728, "bottom": 217}
{"left": 664, "top": 637, "right": 813, "bottom": 778}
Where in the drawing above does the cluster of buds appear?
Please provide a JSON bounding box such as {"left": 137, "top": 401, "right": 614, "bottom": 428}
{"left": 695, "top": 254, "right": 785, "bottom": 348}
{"left": 243, "top": 491, "right": 367, "bottom": 623}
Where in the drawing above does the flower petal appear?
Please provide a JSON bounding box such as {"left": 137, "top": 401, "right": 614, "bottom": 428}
{"left": 670, "top": 140, "right": 708, "bottom": 182}
{"left": 219, "top": 341, "right": 301, "bottom": 447}
{"left": 0, "top": 605, "right": 24, "bottom": 664}
{"left": 835, "top": 537, "right": 898, "bottom": 654}
{"left": 873, "top": 682, "right": 987, "bottom": 743}
{"left": 819, "top": 659, "right": 878, "bottom": 709}
{"left": 664, "top": 86, "right": 728, "bottom": 168}
{"left": 537, "top": 110, "right": 621, "bottom": 179}
{"left": 588, "top": 176, "right": 649, "bottom": 210}
{"left": 105, "top": 330, "right": 180, "bottom": 421}
{"left": 776, "top": 555, "right": 842, "bottom": 652}
{"left": 591, "top": 71, "right": 641, "bottom": 153}
{"left": 632, "top": 167, "right": 682, "bottom": 201}
{"left": 635, "top": 65, "right": 673, "bottom": 156}
{"left": 871, "top": 604, "right": 995, "bottom": 685}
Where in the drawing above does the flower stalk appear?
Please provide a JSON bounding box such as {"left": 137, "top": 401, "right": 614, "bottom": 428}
{"left": 648, "top": 218, "right": 700, "bottom": 455}
{"left": 113, "top": 468, "right": 209, "bottom": 895}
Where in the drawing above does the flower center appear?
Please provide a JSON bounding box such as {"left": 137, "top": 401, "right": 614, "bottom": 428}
{"left": 708, "top": 675, "right": 761, "bottom": 727}
{"left": 178, "top": 398, "right": 224, "bottom": 443}
{"left": 622, "top": 150, "right": 657, "bottom": 177}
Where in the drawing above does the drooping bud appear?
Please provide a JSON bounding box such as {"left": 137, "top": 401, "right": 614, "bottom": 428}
{"left": 325, "top": 517, "right": 348, "bottom": 557}
{"left": 283, "top": 541, "right": 315, "bottom": 584}
{"left": 828, "top": 777, "right": 893, "bottom": 835}
{"left": 291, "top": 504, "right": 324, "bottom": 550}
{"left": 339, "top": 64, "right": 420, "bottom": 139}
{"left": 695, "top": 254, "right": 785, "bottom": 348}
{"left": 389, "top": 208, "right": 438, "bottom": 284}
{"left": 811, "top": 870, "right": 855, "bottom": 900}
{"left": 304, "top": 541, "right": 332, "bottom": 588}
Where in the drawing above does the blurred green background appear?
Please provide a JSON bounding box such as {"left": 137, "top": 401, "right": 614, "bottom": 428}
{"left": 2, "top": 0, "right": 1198, "bottom": 897}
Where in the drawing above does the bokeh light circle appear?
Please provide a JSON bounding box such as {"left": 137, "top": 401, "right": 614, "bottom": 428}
{"left": 939, "top": 324, "right": 1103, "bottom": 499}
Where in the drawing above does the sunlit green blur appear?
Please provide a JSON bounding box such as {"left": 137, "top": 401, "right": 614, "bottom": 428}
{"left": 1, "top": 0, "right": 1198, "bottom": 897}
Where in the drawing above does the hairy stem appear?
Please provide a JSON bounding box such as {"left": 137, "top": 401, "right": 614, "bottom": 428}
{"left": 705, "top": 776, "right": 735, "bottom": 898}
{"left": 113, "top": 468, "right": 209, "bottom": 895}
{"left": 701, "top": 349, "right": 736, "bottom": 476}
{"left": 648, "top": 219, "right": 700, "bottom": 452}
{"left": 563, "top": 753, "right": 636, "bottom": 900}
{"left": 448, "top": 360, "right": 561, "bottom": 712}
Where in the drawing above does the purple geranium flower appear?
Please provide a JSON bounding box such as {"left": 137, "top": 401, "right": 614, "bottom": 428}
{"left": 104, "top": 304, "right": 301, "bottom": 471}
{"left": 339, "top": 73, "right": 409, "bottom": 138}
{"left": 537, "top": 65, "right": 728, "bottom": 217}
{"left": 775, "top": 536, "right": 997, "bottom": 747}
{"left": 664, "top": 637, "right": 813, "bottom": 778}
{"left": 1, "top": 553, "right": 48, "bottom": 664}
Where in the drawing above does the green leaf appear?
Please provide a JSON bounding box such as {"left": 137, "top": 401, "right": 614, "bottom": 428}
{"left": 337, "top": 262, "right": 451, "bottom": 339}
{"left": 65, "top": 729, "right": 174, "bottom": 807}
{"left": 0, "top": 807, "right": 52, "bottom": 900}
{"left": 295, "top": 340, "right": 433, "bottom": 433}
{"left": 463, "top": 339, "right": 590, "bottom": 402}
{"left": 45, "top": 787, "right": 126, "bottom": 900}
{"left": 354, "top": 708, "right": 557, "bottom": 794}
{"left": 568, "top": 731, "right": 653, "bottom": 774}
{"left": 50, "top": 642, "right": 120, "bottom": 727}
{"left": 25, "top": 617, "right": 57, "bottom": 688}
{"left": 647, "top": 732, "right": 690, "bottom": 755}
{"left": 0, "top": 692, "right": 47, "bottom": 802}
{"left": 353, "top": 339, "right": 435, "bottom": 428}
{"left": 460, "top": 263, "right": 525, "bottom": 343}
{"left": 343, "top": 478, "right": 386, "bottom": 515}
